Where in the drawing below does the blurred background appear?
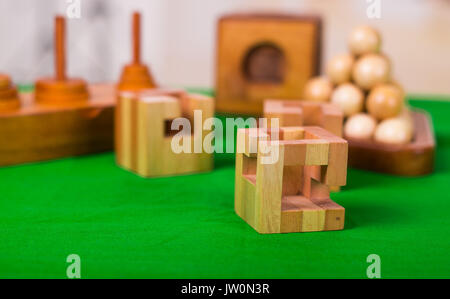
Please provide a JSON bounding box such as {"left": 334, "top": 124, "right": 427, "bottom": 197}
{"left": 0, "top": 0, "right": 449, "bottom": 96}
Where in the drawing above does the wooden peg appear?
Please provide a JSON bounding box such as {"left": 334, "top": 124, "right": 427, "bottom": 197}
{"left": 132, "top": 12, "right": 141, "bottom": 65}
{"left": 35, "top": 15, "right": 88, "bottom": 105}
{"left": 118, "top": 11, "right": 157, "bottom": 91}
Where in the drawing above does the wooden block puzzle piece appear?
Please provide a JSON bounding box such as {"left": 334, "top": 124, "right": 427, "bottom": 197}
{"left": 116, "top": 89, "right": 214, "bottom": 177}
{"left": 235, "top": 126, "right": 348, "bottom": 234}
{"left": 264, "top": 99, "right": 344, "bottom": 191}
{"left": 264, "top": 99, "right": 344, "bottom": 137}
{"left": 216, "top": 13, "right": 322, "bottom": 115}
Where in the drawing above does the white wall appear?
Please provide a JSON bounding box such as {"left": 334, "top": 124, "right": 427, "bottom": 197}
{"left": 0, "top": 0, "right": 449, "bottom": 95}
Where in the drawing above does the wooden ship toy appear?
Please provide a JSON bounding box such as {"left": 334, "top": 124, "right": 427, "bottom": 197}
{"left": 263, "top": 99, "right": 344, "bottom": 191}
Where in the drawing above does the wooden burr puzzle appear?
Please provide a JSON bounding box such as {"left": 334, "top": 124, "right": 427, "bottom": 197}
{"left": 115, "top": 89, "right": 214, "bottom": 177}
{"left": 264, "top": 99, "right": 344, "bottom": 191}
{"left": 216, "top": 13, "right": 322, "bottom": 115}
{"left": 0, "top": 16, "right": 115, "bottom": 167}
{"left": 263, "top": 100, "right": 343, "bottom": 137}
{"left": 234, "top": 126, "right": 348, "bottom": 234}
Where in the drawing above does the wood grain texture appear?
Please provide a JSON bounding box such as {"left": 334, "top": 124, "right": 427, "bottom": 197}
{"left": 0, "top": 74, "right": 20, "bottom": 111}
{"left": 264, "top": 100, "right": 344, "bottom": 137}
{"left": 0, "top": 83, "right": 116, "bottom": 167}
{"left": 347, "top": 110, "right": 435, "bottom": 176}
{"left": 216, "top": 13, "right": 322, "bottom": 115}
{"left": 264, "top": 99, "right": 344, "bottom": 191}
{"left": 115, "top": 89, "right": 214, "bottom": 178}
{"left": 235, "top": 126, "right": 347, "bottom": 234}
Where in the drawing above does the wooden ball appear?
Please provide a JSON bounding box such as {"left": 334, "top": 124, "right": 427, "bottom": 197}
{"left": 375, "top": 118, "right": 413, "bottom": 145}
{"left": 303, "top": 77, "right": 333, "bottom": 102}
{"left": 367, "top": 84, "right": 404, "bottom": 120}
{"left": 348, "top": 25, "right": 381, "bottom": 56}
{"left": 326, "top": 54, "right": 354, "bottom": 85}
{"left": 331, "top": 83, "right": 364, "bottom": 116}
{"left": 345, "top": 113, "right": 377, "bottom": 140}
{"left": 397, "top": 107, "right": 414, "bottom": 132}
{"left": 353, "top": 54, "right": 390, "bottom": 90}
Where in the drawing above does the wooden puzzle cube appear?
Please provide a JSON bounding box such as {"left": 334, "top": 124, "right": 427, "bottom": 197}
{"left": 264, "top": 99, "right": 344, "bottom": 137}
{"left": 235, "top": 126, "right": 348, "bottom": 234}
{"left": 116, "top": 89, "right": 214, "bottom": 177}
{"left": 216, "top": 13, "right": 322, "bottom": 115}
{"left": 264, "top": 100, "right": 344, "bottom": 191}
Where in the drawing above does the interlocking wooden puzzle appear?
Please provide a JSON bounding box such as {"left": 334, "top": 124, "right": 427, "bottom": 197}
{"left": 116, "top": 89, "right": 214, "bottom": 177}
{"left": 264, "top": 99, "right": 343, "bottom": 137}
{"left": 235, "top": 126, "right": 348, "bottom": 234}
{"left": 264, "top": 99, "right": 344, "bottom": 192}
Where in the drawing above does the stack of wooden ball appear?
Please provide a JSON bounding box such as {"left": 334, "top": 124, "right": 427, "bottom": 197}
{"left": 303, "top": 26, "right": 413, "bottom": 145}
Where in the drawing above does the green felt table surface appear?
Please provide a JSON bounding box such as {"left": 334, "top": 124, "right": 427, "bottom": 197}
{"left": 0, "top": 91, "right": 449, "bottom": 279}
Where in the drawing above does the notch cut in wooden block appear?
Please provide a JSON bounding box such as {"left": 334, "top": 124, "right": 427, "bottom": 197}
{"left": 264, "top": 99, "right": 344, "bottom": 190}
{"left": 216, "top": 13, "right": 322, "bottom": 115}
{"left": 116, "top": 89, "right": 214, "bottom": 177}
{"left": 235, "top": 126, "right": 348, "bottom": 234}
{"left": 264, "top": 99, "right": 343, "bottom": 137}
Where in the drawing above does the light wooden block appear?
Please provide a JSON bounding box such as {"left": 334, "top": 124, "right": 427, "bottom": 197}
{"left": 264, "top": 99, "right": 344, "bottom": 192}
{"left": 235, "top": 126, "right": 348, "bottom": 234}
{"left": 116, "top": 89, "right": 214, "bottom": 177}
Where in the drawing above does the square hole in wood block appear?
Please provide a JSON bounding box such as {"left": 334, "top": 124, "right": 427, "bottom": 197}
{"left": 164, "top": 117, "right": 194, "bottom": 137}
{"left": 242, "top": 154, "right": 257, "bottom": 185}
{"left": 266, "top": 127, "right": 305, "bottom": 141}
{"left": 282, "top": 165, "right": 304, "bottom": 196}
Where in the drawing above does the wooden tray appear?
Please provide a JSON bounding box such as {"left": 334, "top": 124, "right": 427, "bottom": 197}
{"left": 347, "top": 110, "right": 435, "bottom": 176}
